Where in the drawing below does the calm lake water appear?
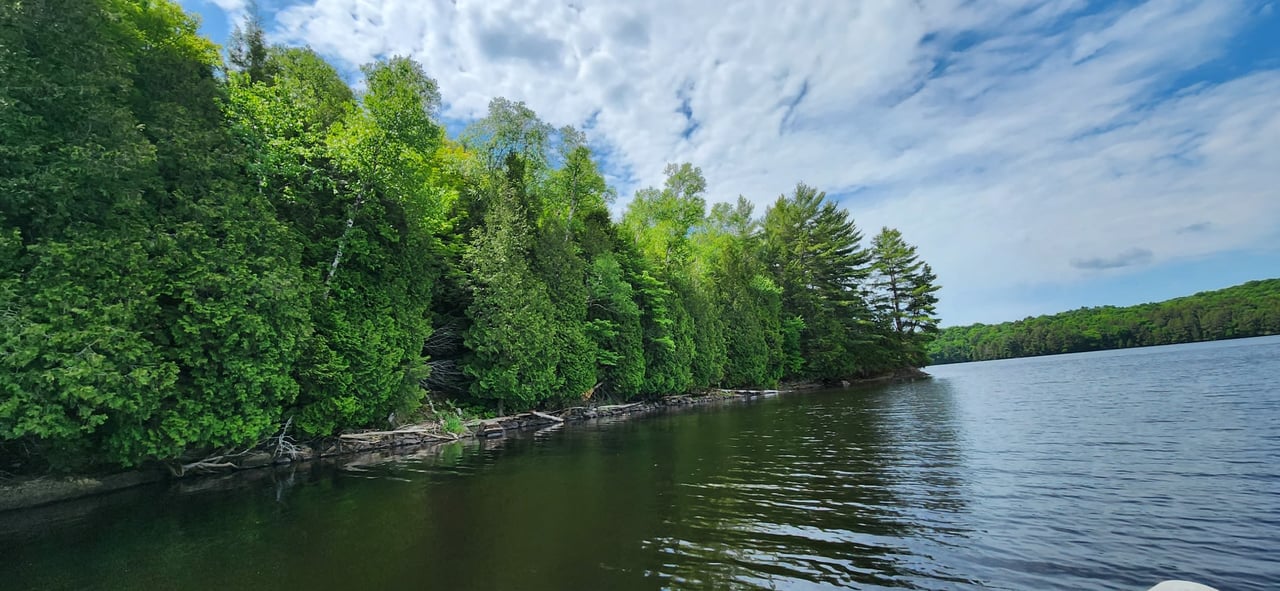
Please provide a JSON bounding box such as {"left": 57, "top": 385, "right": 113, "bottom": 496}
{"left": 2, "top": 336, "right": 1278, "bottom": 590}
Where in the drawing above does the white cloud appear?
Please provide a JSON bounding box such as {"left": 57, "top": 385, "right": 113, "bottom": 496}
{"left": 209, "top": 0, "right": 247, "bottom": 18}
{"left": 209, "top": 0, "right": 246, "bottom": 10}
{"left": 254, "top": 0, "right": 1279, "bottom": 324}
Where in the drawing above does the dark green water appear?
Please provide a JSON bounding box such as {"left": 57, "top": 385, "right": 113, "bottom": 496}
{"left": 2, "top": 336, "right": 1278, "bottom": 590}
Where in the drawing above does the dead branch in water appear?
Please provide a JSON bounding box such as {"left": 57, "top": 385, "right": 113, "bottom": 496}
{"left": 272, "top": 416, "right": 304, "bottom": 459}
{"left": 171, "top": 445, "right": 255, "bottom": 476}
{"left": 177, "top": 460, "right": 238, "bottom": 475}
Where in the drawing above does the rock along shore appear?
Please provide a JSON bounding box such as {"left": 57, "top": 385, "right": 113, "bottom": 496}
{"left": 0, "top": 369, "right": 930, "bottom": 512}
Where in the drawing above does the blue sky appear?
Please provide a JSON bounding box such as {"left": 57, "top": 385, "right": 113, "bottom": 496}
{"left": 181, "top": 0, "right": 1280, "bottom": 326}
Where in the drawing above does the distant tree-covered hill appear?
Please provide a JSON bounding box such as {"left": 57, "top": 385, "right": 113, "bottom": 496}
{"left": 928, "top": 279, "right": 1280, "bottom": 364}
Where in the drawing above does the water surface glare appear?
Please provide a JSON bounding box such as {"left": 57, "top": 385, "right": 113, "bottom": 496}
{"left": 2, "top": 336, "right": 1278, "bottom": 590}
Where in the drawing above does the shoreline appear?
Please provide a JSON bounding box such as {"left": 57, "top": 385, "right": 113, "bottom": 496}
{"left": 0, "top": 368, "right": 930, "bottom": 512}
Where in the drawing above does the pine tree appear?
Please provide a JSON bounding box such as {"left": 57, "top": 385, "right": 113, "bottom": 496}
{"left": 227, "top": 2, "right": 274, "bottom": 83}
{"left": 761, "top": 184, "right": 873, "bottom": 380}
{"left": 870, "top": 228, "right": 941, "bottom": 367}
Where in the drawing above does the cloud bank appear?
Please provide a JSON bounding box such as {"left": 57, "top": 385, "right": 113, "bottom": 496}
{"left": 241, "top": 0, "right": 1280, "bottom": 324}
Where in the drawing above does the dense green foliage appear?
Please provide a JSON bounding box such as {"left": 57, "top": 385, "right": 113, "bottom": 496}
{"left": 929, "top": 279, "right": 1280, "bottom": 364}
{"left": 0, "top": 0, "right": 939, "bottom": 471}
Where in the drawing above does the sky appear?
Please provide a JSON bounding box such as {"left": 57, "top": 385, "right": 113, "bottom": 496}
{"left": 181, "top": 0, "right": 1280, "bottom": 326}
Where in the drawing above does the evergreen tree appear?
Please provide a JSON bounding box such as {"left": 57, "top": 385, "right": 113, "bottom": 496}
{"left": 463, "top": 190, "right": 560, "bottom": 414}
{"left": 761, "top": 184, "right": 873, "bottom": 380}
{"left": 228, "top": 51, "right": 448, "bottom": 435}
{"left": 0, "top": 0, "right": 310, "bottom": 468}
{"left": 870, "top": 227, "right": 940, "bottom": 367}
{"left": 695, "top": 198, "right": 783, "bottom": 387}
{"left": 227, "top": 1, "right": 274, "bottom": 83}
{"left": 531, "top": 221, "right": 598, "bottom": 402}
{"left": 299, "top": 57, "right": 448, "bottom": 434}
{"left": 623, "top": 163, "right": 717, "bottom": 393}
{"left": 585, "top": 252, "right": 646, "bottom": 398}
{"left": 906, "top": 265, "right": 941, "bottom": 336}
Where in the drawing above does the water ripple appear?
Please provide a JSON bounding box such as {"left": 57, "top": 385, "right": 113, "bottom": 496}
{"left": 1, "top": 338, "right": 1276, "bottom": 591}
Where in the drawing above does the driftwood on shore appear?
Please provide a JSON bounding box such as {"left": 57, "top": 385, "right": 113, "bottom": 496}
{"left": 171, "top": 387, "right": 804, "bottom": 476}
{"left": 173, "top": 446, "right": 259, "bottom": 477}
{"left": 463, "top": 410, "right": 566, "bottom": 429}
{"left": 338, "top": 428, "right": 459, "bottom": 441}
{"left": 597, "top": 402, "right": 642, "bottom": 412}
{"left": 527, "top": 410, "right": 564, "bottom": 423}
{"left": 0, "top": 370, "right": 943, "bottom": 511}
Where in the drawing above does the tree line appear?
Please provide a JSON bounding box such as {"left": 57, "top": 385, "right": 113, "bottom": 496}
{"left": 0, "top": 0, "right": 939, "bottom": 471}
{"left": 928, "top": 279, "right": 1280, "bottom": 364}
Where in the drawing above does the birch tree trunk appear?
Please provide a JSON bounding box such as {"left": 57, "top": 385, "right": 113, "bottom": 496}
{"left": 323, "top": 188, "right": 366, "bottom": 298}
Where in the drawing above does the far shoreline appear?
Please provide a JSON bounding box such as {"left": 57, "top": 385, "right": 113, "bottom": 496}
{"left": 928, "top": 333, "right": 1279, "bottom": 366}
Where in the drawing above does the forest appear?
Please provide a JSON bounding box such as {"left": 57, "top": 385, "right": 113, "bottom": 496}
{"left": 0, "top": 0, "right": 940, "bottom": 472}
{"left": 928, "top": 279, "right": 1280, "bottom": 364}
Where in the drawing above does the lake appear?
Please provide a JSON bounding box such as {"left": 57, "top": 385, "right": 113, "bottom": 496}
{"left": 2, "top": 336, "right": 1277, "bottom": 590}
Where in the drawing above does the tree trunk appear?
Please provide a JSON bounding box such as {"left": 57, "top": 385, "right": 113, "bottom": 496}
{"left": 564, "top": 168, "right": 579, "bottom": 244}
{"left": 323, "top": 189, "right": 366, "bottom": 298}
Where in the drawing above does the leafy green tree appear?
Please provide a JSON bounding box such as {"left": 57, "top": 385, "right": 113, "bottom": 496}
{"left": 460, "top": 98, "right": 553, "bottom": 223}
{"left": 624, "top": 163, "right": 707, "bottom": 270}
{"left": 623, "top": 163, "right": 718, "bottom": 393}
{"left": 293, "top": 57, "right": 448, "bottom": 434}
{"left": 228, "top": 48, "right": 449, "bottom": 435}
{"left": 457, "top": 100, "right": 617, "bottom": 410}
{"left": 225, "top": 46, "right": 355, "bottom": 266}
{"left": 525, "top": 126, "right": 620, "bottom": 401}
{"left": 694, "top": 198, "right": 782, "bottom": 387}
{"left": 546, "top": 128, "right": 611, "bottom": 237}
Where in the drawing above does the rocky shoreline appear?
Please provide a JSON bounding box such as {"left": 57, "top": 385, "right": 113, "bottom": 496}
{"left": 0, "top": 369, "right": 930, "bottom": 512}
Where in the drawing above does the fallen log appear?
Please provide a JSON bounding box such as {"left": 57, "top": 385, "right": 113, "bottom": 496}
{"left": 464, "top": 412, "right": 526, "bottom": 428}
{"left": 170, "top": 446, "right": 257, "bottom": 476}
{"left": 339, "top": 428, "right": 432, "bottom": 439}
{"left": 528, "top": 410, "right": 564, "bottom": 423}
{"left": 596, "top": 402, "right": 642, "bottom": 412}
{"left": 337, "top": 426, "right": 460, "bottom": 442}
{"left": 553, "top": 406, "right": 588, "bottom": 417}
{"left": 179, "top": 461, "right": 237, "bottom": 475}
